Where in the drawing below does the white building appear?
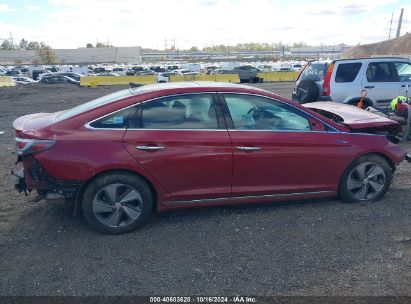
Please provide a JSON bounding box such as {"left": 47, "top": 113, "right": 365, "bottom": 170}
{"left": 0, "top": 46, "right": 142, "bottom": 65}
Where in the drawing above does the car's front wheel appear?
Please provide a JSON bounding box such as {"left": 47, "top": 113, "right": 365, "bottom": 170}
{"left": 339, "top": 155, "right": 393, "bottom": 203}
{"left": 82, "top": 172, "right": 153, "bottom": 234}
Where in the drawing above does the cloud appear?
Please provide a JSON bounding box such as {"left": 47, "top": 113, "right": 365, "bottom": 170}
{"left": 200, "top": 0, "right": 217, "bottom": 6}
{"left": 309, "top": 5, "right": 367, "bottom": 16}
{"left": 0, "top": 3, "right": 16, "bottom": 12}
{"left": 2, "top": 0, "right": 409, "bottom": 49}
{"left": 340, "top": 4, "right": 368, "bottom": 14}
{"left": 24, "top": 5, "right": 41, "bottom": 11}
{"left": 270, "top": 26, "right": 295, "bottom": 31}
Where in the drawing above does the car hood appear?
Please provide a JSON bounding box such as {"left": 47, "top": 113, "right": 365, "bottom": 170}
{"left": 303, "top": 102, "right": 399, "bottom": 130}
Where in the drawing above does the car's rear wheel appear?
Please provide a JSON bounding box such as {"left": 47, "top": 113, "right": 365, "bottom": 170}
{"left": 339, "top": 155, "right": 393, "bottom": 203}
{"left": 82, "top": 172, "right": 153, "bottom": 234}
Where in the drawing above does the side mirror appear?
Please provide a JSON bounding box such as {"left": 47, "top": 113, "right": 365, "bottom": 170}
{"left": 308, "top": 117, "right": 326, "bottom": 131}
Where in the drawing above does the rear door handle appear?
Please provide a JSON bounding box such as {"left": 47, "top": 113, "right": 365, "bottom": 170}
{"left": 364, "top": 86, "right": 375, "bottom": 89}
{"left": 136, "top": 145, "right": 165, "bottom": 151}
{"left": 236, "top": 146, "right": 261, "bottom": 151}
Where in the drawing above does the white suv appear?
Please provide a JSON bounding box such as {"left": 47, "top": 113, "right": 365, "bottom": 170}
{"left": 292, "top": 57, "right": 411, "bottom": 108}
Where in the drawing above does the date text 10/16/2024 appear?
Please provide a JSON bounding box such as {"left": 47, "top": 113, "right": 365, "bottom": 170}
{"left": 149, "top": 296, "right": 257, "bottom": 303}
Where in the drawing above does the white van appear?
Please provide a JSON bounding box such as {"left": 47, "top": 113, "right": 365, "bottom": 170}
{"left": 28, "top": 65, "right": 46, "bottom": 80}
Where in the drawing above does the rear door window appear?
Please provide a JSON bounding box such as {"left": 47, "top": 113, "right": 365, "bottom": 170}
{"left": 140, "top": 94, "right": 219, "bottom": 129}
{"left": 335, "top": 63, "right": 362, "bottom": 83}
{"left": 366, "top": 62, "right": 395, "bottom": 82}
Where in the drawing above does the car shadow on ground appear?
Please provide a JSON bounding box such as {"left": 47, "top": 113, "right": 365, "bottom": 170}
{"left": 2, "top": 194, "right": 353, "bottom": 237}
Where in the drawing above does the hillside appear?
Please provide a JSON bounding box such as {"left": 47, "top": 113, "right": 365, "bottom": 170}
{"left": 341, "top": 33, "right": 411, "bottom": 58}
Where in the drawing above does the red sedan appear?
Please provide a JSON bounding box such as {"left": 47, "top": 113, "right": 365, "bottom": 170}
{"left": 12, "top": 82, "right": 407, "bottom": 234}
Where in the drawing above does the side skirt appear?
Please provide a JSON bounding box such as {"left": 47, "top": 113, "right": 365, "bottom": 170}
{"left": 163, "top": 191, "right": 335, "bottom": 207}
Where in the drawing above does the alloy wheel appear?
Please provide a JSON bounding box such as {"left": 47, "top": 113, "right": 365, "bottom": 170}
{"left": 92, "top": 183, "right": 143, "bottom": 228}
{"left": 346, "top": 162, "right": 386, "bottom": 201}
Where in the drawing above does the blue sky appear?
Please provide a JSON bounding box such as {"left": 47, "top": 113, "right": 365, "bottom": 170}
{"left": 0, "top": 0, "right": 410, "bottom": 49}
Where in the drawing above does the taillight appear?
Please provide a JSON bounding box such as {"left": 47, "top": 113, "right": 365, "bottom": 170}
{"left": 322, "top": 63, "right": 334, "bottom": 96}
{"left": 15, "top": 138, "right": 55, "bottom": 156}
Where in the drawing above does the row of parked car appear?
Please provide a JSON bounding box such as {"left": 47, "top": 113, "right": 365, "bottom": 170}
{"left": 1, "top": 61, "right": 306, "bottom": 85}
{"left": 8, "top": 73, "right": 81, "bottom": 85}
{"left": 4, "top": 65, "right": 294, "bottom": 85}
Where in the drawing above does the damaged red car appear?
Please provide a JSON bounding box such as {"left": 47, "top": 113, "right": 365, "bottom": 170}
{"left": 12, "top": 82, "right": 408, "bottom": 234}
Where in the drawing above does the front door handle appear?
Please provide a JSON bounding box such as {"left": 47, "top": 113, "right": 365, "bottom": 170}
{"left": 335, "top": 139, "right": 349, "bottom": 145}
{"left": 364, "top": 86, "right": 375, "bottom": 89}
{"left": 136, "top": 145, "right": 165, "bottom": 151}
{"left": 236, "top": 146, "right": 261, "bottom": 151}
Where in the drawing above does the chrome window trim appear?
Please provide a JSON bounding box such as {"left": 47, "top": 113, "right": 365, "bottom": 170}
{"left": 84, "top": 90, "right": 387, "bottom": 138}
{"left": 225, "top": 129, "right": 387, "bottom": 137}
{"left": 84, "top": 92, "right": 221, "bottom": 131}
{"left": 219, "top": 92, "right": 341, "bottom": 133}
{"left": 127, "top": 128, "right": 228, "bottom": 132}
{"left": 226, "top": 129, "right": 333, "bottom": 134}
{"left": 164, "top": 190, "right": 334, "bottom": 206}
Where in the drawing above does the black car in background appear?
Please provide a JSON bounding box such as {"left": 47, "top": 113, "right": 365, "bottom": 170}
{"left": 40, "top": 75, "right": 80, "bottom": 85}
{"left": 55, "top": 72, "right": 83, "bottom": 81}
{"left": 6, "top": 70, "right": 23, "bottom": 77}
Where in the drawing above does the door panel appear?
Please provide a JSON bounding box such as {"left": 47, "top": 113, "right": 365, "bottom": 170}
{"left": 123, "top": 93, "right": 232, "bottom": 202}
{"left": 393, "top": 62, "right": 411, "bottom": 96}
{"left": 229, "top": 130, "right": 354, "bottom": 196}
{"left": 123, "top": 130, "right": 232, "bottom": 201}
{"left": 222, "top": 93, "right": 354, "bottom": 196}
{"left": 362, "top": 62, "right": 400, "bottom": 106}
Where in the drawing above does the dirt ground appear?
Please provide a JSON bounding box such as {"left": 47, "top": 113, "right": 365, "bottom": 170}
{"left": 0, "top": 82, "right": 410, "bottom": 296}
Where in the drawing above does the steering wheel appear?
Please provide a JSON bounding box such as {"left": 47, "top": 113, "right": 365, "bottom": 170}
{"left": 246, "top": 107, "right": 282, "bottom": 129}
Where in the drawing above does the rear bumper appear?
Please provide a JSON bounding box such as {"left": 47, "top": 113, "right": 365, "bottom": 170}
{"left": 13, "top": 155, "right": 83, "bottom": 198}
{"left": 11, "top": 169, "right": 26, "bottom": 193}
{"left": 317, "top": 95, "right": 333, "bottom": 102}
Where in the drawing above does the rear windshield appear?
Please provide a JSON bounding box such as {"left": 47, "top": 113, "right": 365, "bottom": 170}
{"left": 299, "top": 62, "right": 329, "bottom": 81}
{"left": 56, "top": 89, "right": 133, "bottom": 122}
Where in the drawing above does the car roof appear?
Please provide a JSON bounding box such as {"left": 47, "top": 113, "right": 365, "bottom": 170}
{"left": 332, "top": 57, "right": 411, "bottom": 63}
{"left": 129, "top": 81, "right": 266, "bottom": 95}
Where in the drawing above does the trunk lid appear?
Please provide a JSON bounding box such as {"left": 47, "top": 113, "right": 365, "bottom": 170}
{"left": 13, "top": 112, "right": 61, "bottom": 138}
{"left": 13, "top": 112, "right": 60, "bottom": 131}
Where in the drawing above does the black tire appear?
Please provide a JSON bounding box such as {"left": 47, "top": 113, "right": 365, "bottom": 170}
{"left": 339, "top": 155, "right": 393, "bottom": 204}
{"left": 82, "top": 171, "right": 153, "bottom": 234}
{"left": 294, "top": 79, "right": 318, "bottom": 104}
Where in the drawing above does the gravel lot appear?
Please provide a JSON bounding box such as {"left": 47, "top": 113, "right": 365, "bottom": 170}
{"left": 0, "top": 82, "right": 410, "bottom": 296}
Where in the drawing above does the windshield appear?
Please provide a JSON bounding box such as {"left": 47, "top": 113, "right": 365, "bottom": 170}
{"left": 300, "top": 61, "right": 329, "bottom": 81}
{"left": 56, "top": 89, "right": 133, "bottom": 122}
